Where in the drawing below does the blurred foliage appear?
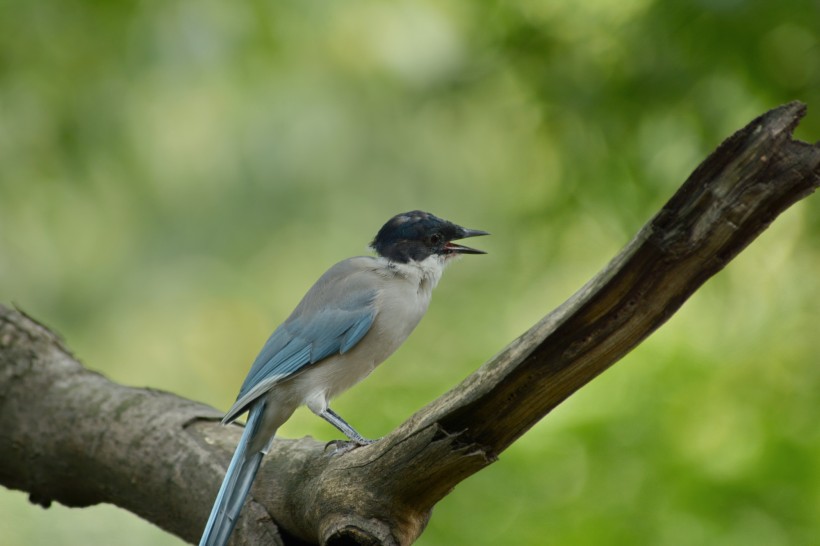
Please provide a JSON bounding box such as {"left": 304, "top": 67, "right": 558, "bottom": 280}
{"left": 1, "top": 0, "right": 819, "bottom": 544}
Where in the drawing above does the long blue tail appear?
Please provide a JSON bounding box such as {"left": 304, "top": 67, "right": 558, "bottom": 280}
{"left": 199, "top": 401, "right": 267, "bottom": 546}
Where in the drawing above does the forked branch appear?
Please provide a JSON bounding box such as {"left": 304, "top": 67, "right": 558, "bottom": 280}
{"left": 1, "top": 102, "right": 818, "bottom": 545}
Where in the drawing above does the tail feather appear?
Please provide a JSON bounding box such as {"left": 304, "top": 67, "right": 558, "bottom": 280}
{"left": 199, "top": 401, "right": 268, "bottom": 546}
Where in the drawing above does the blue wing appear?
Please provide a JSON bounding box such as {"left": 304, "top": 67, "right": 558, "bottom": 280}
{"left": 222, "top": 259, "right": 378, "bottom": 424}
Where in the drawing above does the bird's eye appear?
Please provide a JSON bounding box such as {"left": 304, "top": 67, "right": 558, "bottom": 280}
{"left": 429, "top": 234, "right": 442, "bottom": 245}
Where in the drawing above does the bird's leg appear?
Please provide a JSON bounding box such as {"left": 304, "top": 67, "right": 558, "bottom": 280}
{"left": 319, "top": 407, "right": 378, "bottom": 445}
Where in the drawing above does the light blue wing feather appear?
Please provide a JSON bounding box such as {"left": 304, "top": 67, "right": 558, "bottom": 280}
{"left": 223, "top": 259, "right": 379, "bottom": 424}
{"left": 340, "top": 313, "right": 374, "bottom": 354}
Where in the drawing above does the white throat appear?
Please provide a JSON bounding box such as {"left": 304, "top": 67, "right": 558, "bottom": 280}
{"left": 380, "top": 254, "right": 449, "bottom": 293}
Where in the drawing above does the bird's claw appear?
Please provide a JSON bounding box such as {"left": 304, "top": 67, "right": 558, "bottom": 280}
{"left": 324, "top": 437, "right": 380, "bottom": 456}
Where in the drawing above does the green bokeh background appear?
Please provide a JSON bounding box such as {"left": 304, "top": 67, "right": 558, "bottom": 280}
{"left": 2, "top": 1, "right": 819, "bottom": 545}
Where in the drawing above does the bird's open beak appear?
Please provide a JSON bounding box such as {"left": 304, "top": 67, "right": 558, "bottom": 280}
{"left": 446, "top": 228, "right": 490, "bottom": 255}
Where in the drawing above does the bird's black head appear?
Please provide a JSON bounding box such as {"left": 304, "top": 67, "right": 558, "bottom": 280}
{"left": 370, "top": 210, "right": 489, "bottom": 263}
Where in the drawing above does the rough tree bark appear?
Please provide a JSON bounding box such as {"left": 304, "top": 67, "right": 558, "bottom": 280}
{"left": 1, "top": 102, "right": 819, "bottom": 546}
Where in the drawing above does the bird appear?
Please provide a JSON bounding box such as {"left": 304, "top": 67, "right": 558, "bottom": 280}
{"left": 199, "top": 210, "right": 488, "bottom": 546}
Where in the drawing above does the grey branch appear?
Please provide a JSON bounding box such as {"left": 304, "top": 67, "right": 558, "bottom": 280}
{"left": 1, "top": 102, "right": 819, "bottom": 546}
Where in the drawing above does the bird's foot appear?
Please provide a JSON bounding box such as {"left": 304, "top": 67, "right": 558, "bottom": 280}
{"left": 324, "top": 437, "right": 380, "bottom": 456}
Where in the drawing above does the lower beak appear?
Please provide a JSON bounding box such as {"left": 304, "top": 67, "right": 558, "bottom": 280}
{"left": 445, "top": 242, "right": 487, "bottom": 254}
{"left": 447, "top": 228, "right": 490, "bottom": 254}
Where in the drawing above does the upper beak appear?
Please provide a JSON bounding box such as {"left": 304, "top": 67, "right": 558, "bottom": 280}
{"left": 446, "top": 227, "right": 490, "bottom": 255}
